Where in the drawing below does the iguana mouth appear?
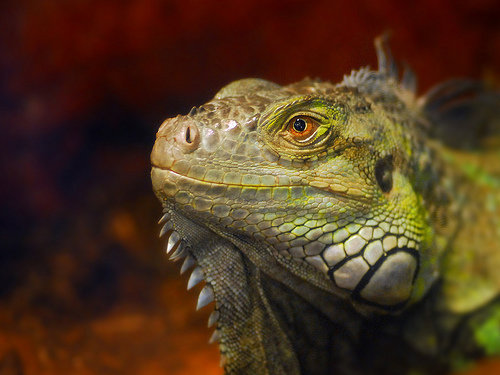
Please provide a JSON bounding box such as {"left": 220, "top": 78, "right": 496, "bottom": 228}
{"left": 151, "top": 164, "right": 301, "bottom": 188}
{"left": 151, "top": 165, "right": 374, "bottom": 205}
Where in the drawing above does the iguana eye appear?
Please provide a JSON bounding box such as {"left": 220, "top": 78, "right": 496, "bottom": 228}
{"left": 287, "top": 116, "right": 319, "bottom": 142}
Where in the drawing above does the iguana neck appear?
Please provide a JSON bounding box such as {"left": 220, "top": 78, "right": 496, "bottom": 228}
{"left": 438, "top": 147, "right": 500, "bottom": 313}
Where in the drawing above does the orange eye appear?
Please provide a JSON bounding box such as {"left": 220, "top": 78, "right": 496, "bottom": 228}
{"left": 287, "top": 116, "right": 319, "bottom": 141}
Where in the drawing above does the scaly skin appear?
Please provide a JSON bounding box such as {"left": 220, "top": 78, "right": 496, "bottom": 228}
{"left": 151, "top": 38, "right": 500, "bottom": 374}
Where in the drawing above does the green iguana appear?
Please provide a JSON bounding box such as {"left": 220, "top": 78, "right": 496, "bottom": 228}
{"left": 151, "top": 37, "right": 500, "bottom": 374}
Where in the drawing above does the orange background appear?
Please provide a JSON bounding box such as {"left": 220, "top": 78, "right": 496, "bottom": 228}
{"left": 1, "top": 0, "right": 499, "bottom": 374}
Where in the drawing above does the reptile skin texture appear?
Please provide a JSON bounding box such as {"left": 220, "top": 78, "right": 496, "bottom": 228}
{"left": 151, "top": 37, "right": 500, "bottom": 374}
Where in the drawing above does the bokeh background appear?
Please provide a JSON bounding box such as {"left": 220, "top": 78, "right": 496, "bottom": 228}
{"left": 1, "top": 0, "right": 499, "bottom": 374}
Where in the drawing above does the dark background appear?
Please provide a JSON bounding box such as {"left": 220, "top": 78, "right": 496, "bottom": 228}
{"left": 1, "top": 0, "right": 499, "bottom": 374}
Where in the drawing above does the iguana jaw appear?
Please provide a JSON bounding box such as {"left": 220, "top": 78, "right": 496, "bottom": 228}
{"left": 152, "top": 163, "right": 425, "bottom": 313}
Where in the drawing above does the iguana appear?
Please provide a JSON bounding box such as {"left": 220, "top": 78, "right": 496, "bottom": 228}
{"left": 150, "top": 37, "right": 500, "bottom": 374}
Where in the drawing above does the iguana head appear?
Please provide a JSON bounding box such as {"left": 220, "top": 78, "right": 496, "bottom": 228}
{"left": 151, "top": 41, "right": 443, "bottom": 314}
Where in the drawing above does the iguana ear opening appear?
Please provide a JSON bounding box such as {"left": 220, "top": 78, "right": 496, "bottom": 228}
{"left": 421, "top": 79, "right": 500, "bottom": 149}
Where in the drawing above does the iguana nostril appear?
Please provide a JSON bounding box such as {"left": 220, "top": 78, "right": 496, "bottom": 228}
{"left": 175, "top": 121, "right": 200, "bottom": 153}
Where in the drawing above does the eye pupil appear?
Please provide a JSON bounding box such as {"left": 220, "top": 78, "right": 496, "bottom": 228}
{"left": 293, "top": 118, "right": 307, "bottom": 132}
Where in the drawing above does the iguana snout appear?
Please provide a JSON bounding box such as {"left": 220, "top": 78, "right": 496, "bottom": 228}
{"left": 151, "top": 116, "right": 201, "bottom": 170}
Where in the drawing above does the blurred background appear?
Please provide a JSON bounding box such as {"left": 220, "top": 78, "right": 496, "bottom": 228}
{"left": 1, "top": 0, "right": 499, "bottom": 374}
